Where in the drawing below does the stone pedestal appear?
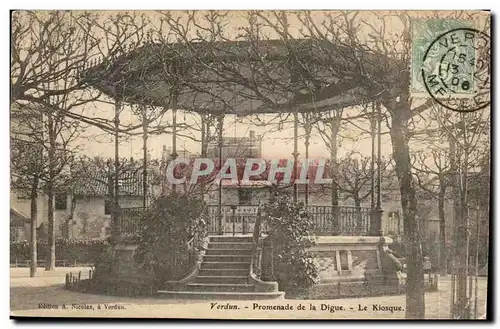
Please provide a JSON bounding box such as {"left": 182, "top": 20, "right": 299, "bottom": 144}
{"left": 91, "top": 240, "right": 154, "bottom": 296}
{"left": 307, "top": 236, "right": 404, "bottom": 299}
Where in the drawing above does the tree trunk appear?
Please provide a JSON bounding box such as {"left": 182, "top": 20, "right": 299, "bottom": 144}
{"left": 46, "top": 114, "right": 56, "bottom": 271}
{"left": 46, "top": 181, "right": 55, "bottom": 270}
{"left": 438, "top": 186, "right": 447, "bottom": 276}
{"left": 29, "top": 175, "right": 39, "bottom": 277}
{"left": 113, "top": 100, "right": 121, "bottom": 240}
{"left": 449, "top": 132, "right": 470, "bottom": 318}
{"left": 66, "top": 192, "right": 77, "bottom": 239}
{"left": 389, "top": 105, "right": 425, "bottom": 319}
{"left": 456, "top": 132, "right": 470, "bottom": 318}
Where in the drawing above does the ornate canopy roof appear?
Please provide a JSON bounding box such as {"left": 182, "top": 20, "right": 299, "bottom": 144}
{"left": 83, "top": 39, "right": 398, "bottom": 116}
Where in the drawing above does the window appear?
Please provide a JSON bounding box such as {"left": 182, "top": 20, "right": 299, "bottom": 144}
{"left": 104, "top": 200, "right": 113, "bottom": 215}
{"left": 339, "top": 250, "right": 350, "bottom": 271}
{"left": 82, "top": 217, "right": 89, "bottom": 233}
{"left": 388, "top": 211, "right": 400, "bottom": 219}
{"left": 16, "top": 193, "right": 30, "bottom": 200}
{"left": 55, "top": 193, "right": 67, "bottom": 210}
{"left": 10, "top": 227, "right": 18, "bottom": 242}
{"left": 238, "top": 189, "right": 252, "bottom": 205}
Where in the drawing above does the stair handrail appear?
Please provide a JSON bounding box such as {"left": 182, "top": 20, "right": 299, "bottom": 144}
{"left": 250, "top": 202, "right": 264, "bottom": 280}
{"left": 186, "top": 236, "right": 194, "bottom": 250}
{"left": 179, "top": 202, "right": 208, "bottom": 277}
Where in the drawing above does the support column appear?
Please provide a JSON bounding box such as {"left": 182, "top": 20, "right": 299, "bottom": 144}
{"left": 376, "top": 101, "right": 382, "bottom": 211}
{"left": 330, "top": 114, "right": 340, "bottom": 235}
{"left": 142, "top": 105, "right": 148, "bottom": 208}
{"left": 217, "top": 115, "right": 224, "bottom": 235}
{"left": 292, "top": 110, "right": 299, "bottom": 204}
{"left": 370, "top": 101, "right": 383, "bottom": 236}
{"left": 171, "top": 101, "right": 178, "bottom": 194}
{"left": 370, "top": 103, "right": 376, "bottom": 210}
{"left": 303, "top": 113, "right": 311, "bottom": 206}
{"left": 200, "top": 113, "right": 207, "bottom": 196}
{"left": 330, "top": 117, "right": 339, "bottom": 207}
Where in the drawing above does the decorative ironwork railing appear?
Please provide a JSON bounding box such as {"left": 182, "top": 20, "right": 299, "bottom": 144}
{"left": 206, "top": 204, "right": 372, "bottom": 236}
{"left": 250, "top": 205, "right": 264, "bottom": 280}
{"left": 206, "top": 205, "right": 267, "bottom": 235}
{"left": 118, "top": 204, "right": 377, "bottom": 237}
{"left": 307, "top": 205, "right": 372, "bottom": 236}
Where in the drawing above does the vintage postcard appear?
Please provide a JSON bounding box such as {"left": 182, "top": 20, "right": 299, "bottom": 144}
{"left": 10, "top": 10, "right": 490, "bottom": 320}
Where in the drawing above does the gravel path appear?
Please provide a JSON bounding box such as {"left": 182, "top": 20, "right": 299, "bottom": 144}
{"left": 10, "top": 268, "right": 488, "bottom": 319}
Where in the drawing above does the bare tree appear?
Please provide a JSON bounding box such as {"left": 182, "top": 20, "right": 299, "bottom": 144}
{"left": 412, "top": 147, "right": 451, "bottom": 276}
{"left": 10, "top": 101, "right": 82, "bottom": 272}
{"left": 430, "top": 107, "right": 490, "bottom": 318}
{"left": 336, "top": 151, "right": 391, "bottom": 207}
{"left": 11, "top": 11, "right": 103, "bottom": 270}
{"left": 11, "top": 11, "right": 103, "bottom": 125}
{"left": 11, "top": 105, "right": 44, "bottom": 277}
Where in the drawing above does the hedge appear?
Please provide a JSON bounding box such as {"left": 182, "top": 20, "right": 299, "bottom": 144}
{"left": 10, "top": 238, "right": 109, "bottom": 265}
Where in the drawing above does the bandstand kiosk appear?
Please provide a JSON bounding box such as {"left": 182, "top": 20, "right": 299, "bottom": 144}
{"left": 83, "top": 37, "right": 403, "bottom": 299}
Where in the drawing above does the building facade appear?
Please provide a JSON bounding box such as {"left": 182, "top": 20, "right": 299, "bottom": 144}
{"left": 207, "top": 130, "right": 262, "bottom": 158}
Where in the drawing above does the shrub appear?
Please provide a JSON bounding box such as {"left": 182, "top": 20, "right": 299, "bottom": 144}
{"left": 133, "top": 194, "right": 207, "bottom": 289}
{"left": 10, "top": 238, "right": 108, "bottom": 265}
{"left": 262, "top": 192, "right": 319, "bottom": 297}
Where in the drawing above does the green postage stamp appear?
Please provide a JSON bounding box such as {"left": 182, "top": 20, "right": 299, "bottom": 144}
{"left": 411, "top": 19, "right": 490, "bottom": 112}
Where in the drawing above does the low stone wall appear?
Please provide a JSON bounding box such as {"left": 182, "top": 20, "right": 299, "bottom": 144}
{"left": 87, "top": 243, "right": 156, "bottom": 297}
{"left": 307, "top": 236, "right": 405, "bottom": 299}
{"left": 69, "top": 236, "right": 404, "bottom": 299}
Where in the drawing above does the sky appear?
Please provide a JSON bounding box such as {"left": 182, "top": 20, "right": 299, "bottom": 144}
{"left": 76, "top": 103, "right": 395, "bottom": 161}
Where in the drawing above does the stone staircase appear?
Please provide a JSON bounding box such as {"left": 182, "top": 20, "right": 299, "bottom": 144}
{"left": 158, "top": 236, "right": 284, "bottom": 300}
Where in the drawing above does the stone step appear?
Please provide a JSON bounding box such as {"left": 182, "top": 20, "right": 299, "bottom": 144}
{"left": 203, "top": 254, "right": 252, "bottom": 263}
{"left": 186, "top": 283, "right": 256, "bottom": 292}
{"left": 157, "top": 290, "right": 285, "bottom": 300}
{"left": 209, "top": 236, "right": 253, "bottom": 243}
{"left": 205, "top": 249, "right": 253, "bottom": 256}
{"left": 201, "top": 262, "right": 250, "bottom": 270}
{"left": 199, "top": 268, "right": 249, "bottom": 277}
{"left": 208, "top": 242, "right": 253, "bottom": 250}
{"left": 195, "top": 276, "right": 249, "bottom": 284}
